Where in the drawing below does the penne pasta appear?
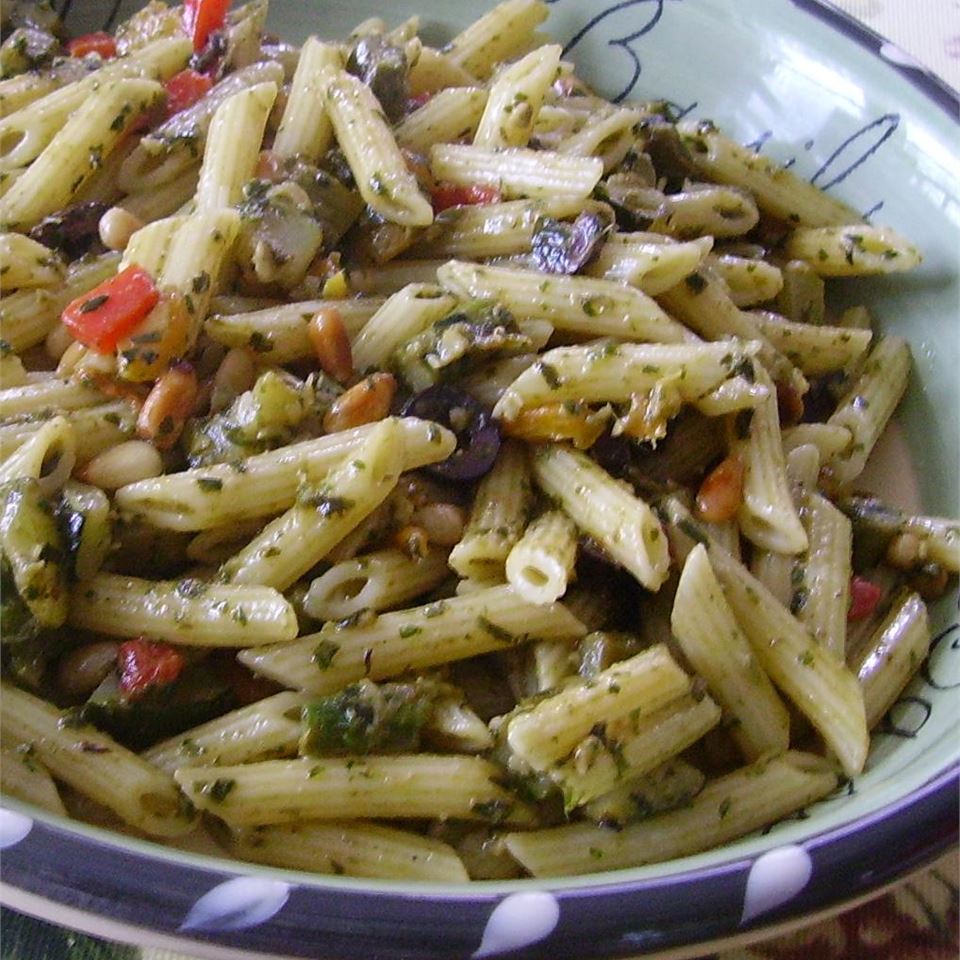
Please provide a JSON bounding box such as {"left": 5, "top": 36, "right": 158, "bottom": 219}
{"left": 1, "top": 682, "right": 194, "bottom": 837}
{"left": 439, "top": 260, "right": 692, "bottom": 343}
{"left": 175, "top": 755, "right": 535, "bottom": 825}
{"left": 238, "top": 583, "right": 586, "bottom": 695}
{"left": 783, "top": 225, "right": 922, "bottom": 277}
{"left": 322, "top": 67, "right": 433, "bottom": 227}
{"left": 67, "top": 573, "right": 299, "bottom": 647}
{"left": 115, "top": 417, "right": 455, "bottom": 530}
{"left": 227, "top": 819, "right": 470, "bottom": 881}
{"left": 0, "top": 79, "right": 165, "bottom": 231}
{"left": 531, "top": 443, "right": 670, "bottom": 590}
{"left": 430, "top": 143, "right": 603, "bottom": 201}
{"left": 219, "top": 419, "right": 404, "bottom": 590}
{"left": 273, "top": 37, "right": 340, "bottom": 161}
{"left": 504, "top": 751, "right": 838, "bottom": 876}
{"left": 0, "top": 0, "right": 945, "bottom": 887}
{"left": 677, "top": 121, "right": 860, "bottom": 227}
{"left": 672, "top": 544, "right": 791, "bottom": 759}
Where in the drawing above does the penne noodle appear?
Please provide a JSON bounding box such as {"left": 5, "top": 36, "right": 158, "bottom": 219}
{"left": 238, "top": 583, "right": 586, "bottom": 695}
{"left": 504, "top": 751, "right": 838, "bottom": 876}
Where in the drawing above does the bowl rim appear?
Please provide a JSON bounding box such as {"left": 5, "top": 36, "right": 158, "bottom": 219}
{"left": 1, "top": 0, "right": 958, "bottom": 958}
{"left": 1, "top": 764, "right": 956, "bottom": 959}
{"left": 791, "top": 0, "right": 959, "bottom": 116}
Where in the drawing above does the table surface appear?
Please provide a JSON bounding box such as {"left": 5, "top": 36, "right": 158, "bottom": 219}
{"left": 2, "top": 2, "right": 958, "bottom": 959}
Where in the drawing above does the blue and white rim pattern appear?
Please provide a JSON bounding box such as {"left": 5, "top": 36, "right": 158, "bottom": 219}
{"left": 1, "top": 766, "right": 956, "bottom": 959}
{"left": 791, "top": 0, "right": 959, "bottom": 119}
{"left": 2, "top": 1, "right": 958, "bottom": 957}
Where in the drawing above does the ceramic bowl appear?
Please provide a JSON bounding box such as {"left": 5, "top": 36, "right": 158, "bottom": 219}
{"left": 1, "top": 2, "right": 957, "bottom": 958}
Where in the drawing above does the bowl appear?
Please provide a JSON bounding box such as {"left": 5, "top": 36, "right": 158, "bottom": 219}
{"left": 1, "top": 1, "right": 957, "bottom": 958}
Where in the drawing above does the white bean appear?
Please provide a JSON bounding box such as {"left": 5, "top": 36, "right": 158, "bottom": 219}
{"left": 57, "top": 641, "right": 120, "bottom": 699}
{"left": 411, "top": 502, "right": 466, "bottom": 547}
{"left": 210, "top": 347, "right": 257, "bottom": 413}
{"left": 98, "top": 206, "right": 144, "bottom": 252}
{"left": 79, "top": 440, "right": 163, "bottom": 489}
{"left": 44, "top": 322, "right": 75, "bottom": 362}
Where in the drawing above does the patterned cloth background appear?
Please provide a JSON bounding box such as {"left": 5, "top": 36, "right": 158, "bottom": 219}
{"left": 1, "top": 1, "right": 957, "bottom": 958}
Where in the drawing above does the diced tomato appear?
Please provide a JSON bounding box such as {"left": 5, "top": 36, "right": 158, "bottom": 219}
{"left": 163, "top": 69, "right": 213, "bottom": 119}
{"left": 117, "top": 638, "right": 185, "bottom": 699}
{"left": 775, "top": 379, "right": 805, "bottom": 426}
{"left": 209, "top": 651, "right": 283, "bottom": 706}
{"left": 67, "top": 32, "right": 117, "bottom": 59}
{"left": 183, "top": 0, "right": 231, "bottom": 53}
{"left": 61, "top": 265, "right": 160, "bottom": 354}
{"left": 431, "top": 183, "right": 501, "bottom": 213}
{"left": 848, "top": 575, "right": 883, "bottom": 621}
{"left": 407, "top": 92, "right": 433, "bottom": 111}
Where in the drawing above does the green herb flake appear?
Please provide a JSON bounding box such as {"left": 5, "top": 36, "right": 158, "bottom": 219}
{"left": 199, "top": 778, "right": 236, "bottom": 803}
{"left": 248, "top": 331, "right": 272, "bottom": 353}
{"left": 313, "top": 639, "right": 341, "bottom": 669}
{"left": 470, "top": 798, "right": 512, "bottom": 824}
{"left": 476, "top": 616, "right": 515, "bottom": 644}
{"left": 79, "top": 294, "right": 109, "bottom": 314}
{"left": 535, "top": 361, "right": 562, "bottom": 390}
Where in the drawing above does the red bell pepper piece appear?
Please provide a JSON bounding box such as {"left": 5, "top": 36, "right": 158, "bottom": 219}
{"left": 163, "top": 69, "right": 214, "bottom": 119}
{"left": 407, "top": 91, "right": 433, "bottom": 111}
{"left": 848, "top": 575, "right": 883, "bottom": 621}
{"left": 67, "top": 32, "right": 117, "bottom": 59}
{"left": 117, "top": 638, "right": 185, "bottom": 699}
{"left": 61, "top": 265, "right": 160, "bottom": 353}
{"left": 183, "top": 0, "right": 231, "bottom": 53}
{"left": 431, "top": 183, "right": 501, "bottom": 213}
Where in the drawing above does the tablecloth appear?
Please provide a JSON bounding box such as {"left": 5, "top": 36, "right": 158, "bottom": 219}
{"left": 1, "top": 1, "right": 957, "bottom": 958}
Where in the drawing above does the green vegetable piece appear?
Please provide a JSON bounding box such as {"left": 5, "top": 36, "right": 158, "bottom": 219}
{"left": 56, "top": 480, "right": 112, "bottom": 581}
{"left": 78, "top": 665, "right": 235, "bottom": 751}
{"left": 0, "top": 555, "right": 39, "bottom": 646}
{"left": 0, "top": 478, "right": 67, "bottom": 627}
{"left": 300, "top": 679, "right": 437, "bottom": 756}
{"left": 392, "top": 300, "right": 532, "bottom": 392}
{"left": 186, "top": 369, "right": 338, "bottom": 467}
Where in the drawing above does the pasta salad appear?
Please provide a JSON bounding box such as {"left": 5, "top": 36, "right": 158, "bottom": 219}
{"left": 0, "top": 0, "right": 957, "bottom": 881}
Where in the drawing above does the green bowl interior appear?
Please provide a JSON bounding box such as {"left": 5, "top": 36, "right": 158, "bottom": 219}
{"left": 35, "top": 0, "right": 960, "bottom": 894}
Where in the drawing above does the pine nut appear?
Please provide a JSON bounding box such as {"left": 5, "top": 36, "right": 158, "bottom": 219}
{"left": 55, "top": 340, "right": 87, "bottom": 376}
{"left": 255, "top": 149, "right": 283, "bottom": 182}
{"left": 696, "top": 455, "right": 744, "bottom": 523}
{"left": 885, "top": 531, "right": 926, "bottom": 571}
{"left": 393, "top": 524, "right": 429, "bottom": 559}
{"left": 210, "top": 347, "right": 257, "bottom": 413}
{"left": 57, "top": 640, "right": 120, "bottom": 699}
{"left": 79, "top": 440, "right": 163, "bottom": 489}
{"left": 45, "top": 322, "right": 75, "bottom": 362}
{"left": 98, "top": 206, "right": 144, "bottom": 252}
{"left": 307, "top": 307, "right": 354, "bottom": 383}
{"left": 72, "top": 346, "right": 118, "bottom": 382}
{"left": 136, "top": 362, "right": 199, "bottom": 449}
{"left": 910, "top": 563, "right": 948, "bottom": 601}
{"left": 322, "top": 372, "right": 396, "bottom": 433}
{"left": 411, "top": 502, "right": 466, "bottom": 547}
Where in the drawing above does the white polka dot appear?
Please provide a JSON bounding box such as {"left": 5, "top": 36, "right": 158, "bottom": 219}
{"left": 473, "top": 891, "right": 560, "bottom": 958}
{"left": 879, "top": 43, "right": 925, "bottom": 70}
{"left": 0, "top": 808, "right": 33, "bottom": 849}
{"left": 741, "top": 844, "right": 813, "bottom": 923}
{"left": 179, "top": 877, "right": 291, "bottom": 932}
